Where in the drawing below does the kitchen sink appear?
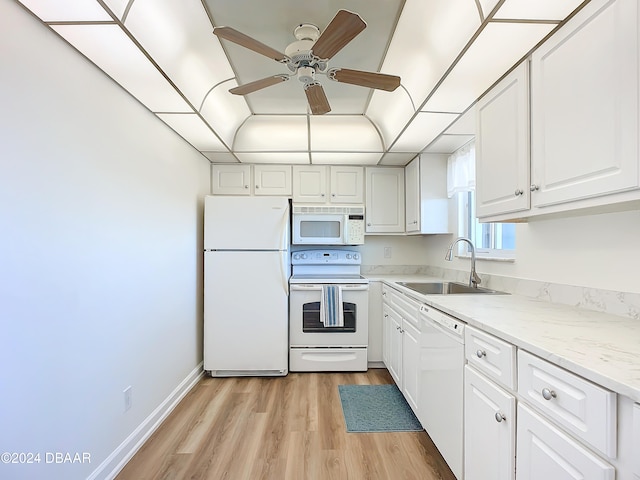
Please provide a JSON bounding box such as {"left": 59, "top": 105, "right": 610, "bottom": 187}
{"left": 396, "top": 281, "right": 507, "bottom": 295}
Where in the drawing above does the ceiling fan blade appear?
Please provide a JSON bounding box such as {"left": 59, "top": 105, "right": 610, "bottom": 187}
{"left": 214, "top": 26, "right": 288, "bottom": 62}
{"left": 328, "top": 68, "right": 401, "bottom": 92}
{"left": 311, "top": 10, "right": 366, "bottom": 60}
{"left": 229, "top": 75, "right": 289, "bottom": 95}
{"left": 305, "top": 83, "right": 331, "bottom": 115}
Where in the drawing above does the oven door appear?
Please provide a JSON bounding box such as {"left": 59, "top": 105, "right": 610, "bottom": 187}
{"left": 289, "top": 284, "right": 369, "bottom": 346}
{"left": 292, "top": 214, "right": 346, "bottom": 245}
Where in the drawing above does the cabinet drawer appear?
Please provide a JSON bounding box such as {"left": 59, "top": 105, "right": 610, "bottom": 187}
{"left": 517, "top": 404, "right": 614, "bottom": 480}
{"left": 518, "top": 350, "right": 616, "bottom": 458}
{"left": 385, "top": 286, "right": 420, "bottom": 328}
{"left": 465, "top": 326, "right": 516, "bottom": 390}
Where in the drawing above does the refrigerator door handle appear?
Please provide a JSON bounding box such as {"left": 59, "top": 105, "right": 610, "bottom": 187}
{"left": 280, "top": 251, "right": 288, "bottom": 294}
{"left": 279, "top": 208, "right": 289, "bottom": 251}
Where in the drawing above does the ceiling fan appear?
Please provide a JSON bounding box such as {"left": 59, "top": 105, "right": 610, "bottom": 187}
{"left": 213, "top": 9, "right": 401, "bottom": 115}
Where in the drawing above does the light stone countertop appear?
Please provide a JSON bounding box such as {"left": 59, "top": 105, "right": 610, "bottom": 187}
{"left": 366, "top": 274, "right": 640, "bottom": 403}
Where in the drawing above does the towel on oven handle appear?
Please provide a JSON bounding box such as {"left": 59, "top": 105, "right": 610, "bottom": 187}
{"left": 321, "top": 285, "right": 344, "bottom": 327}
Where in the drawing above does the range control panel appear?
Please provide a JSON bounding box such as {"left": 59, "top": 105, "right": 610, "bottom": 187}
{"left": 291, "top": 249, "right": 361, "bottom": 265}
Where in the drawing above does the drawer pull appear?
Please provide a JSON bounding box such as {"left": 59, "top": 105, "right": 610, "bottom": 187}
{"left": 476, "top": 350, "right": 486, "bottom": 358}
{"left": 494, "top": 411, "right": 506, "bottom": 423}
{"left": 541, "top": 388, "right": 557, "bottom": 401}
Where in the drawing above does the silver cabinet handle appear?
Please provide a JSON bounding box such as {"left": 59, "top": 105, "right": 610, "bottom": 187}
{"left": 332, "top": 193, "right": 336, "bottom": 197}
{"left": 367, "top": 223, "right": 372, "bottom": 226}
{"left": 495, "top": 412, "right": 506, "bottom": 423}
{"left": 321, "top": 193, "right": 326, "bottom": 197}
{"left": 476, "top": 350, "right": 486, "bottom": 358}
{"left": 542, "top": 388, "right": 557, "bottom": 401}
{"left": 244, "top": 185, "right": 249, "bottom": 189}
{"left": 530, "top": 184, "right": 539, "bottom": 191}
{"left": 514, "top": 189, "right": 523, "bottom": 196}
{"left": 255, "top": 185, "right": 260, "bottom": 189}
{"left": 384, "top": 314, "right": 388, "bottom": 318}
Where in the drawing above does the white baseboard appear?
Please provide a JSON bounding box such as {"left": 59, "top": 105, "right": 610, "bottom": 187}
{"left": 87, "top": 362, "right": 204, "bottom": 480}
{"left": 368, "top": 361, "right": 386, "bottom": 369}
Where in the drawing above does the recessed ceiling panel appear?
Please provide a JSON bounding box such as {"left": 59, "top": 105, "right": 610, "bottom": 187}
{"left": 390, "top": 112, "right": 459, "bottom": 152}
{"left": 380, "top": 0, "right": 481, "bottom": 106}
{"left": 310, "top": 152, "right": 382, "bottom": 165}
{"left": 423, "top": 22, "right": 555, "bottom": 112}
{"left": 157, "top": 113, "right": 226, "bottom": 151}
{"left": 125, "top": 0, "right": 236, "bottom": 108}
{"left": 494, "top": 0, "right": 584, "bottom": 20}
{"left": 202, "top": 151, "right": 239, "bottom": 163}
{"left": 17, "top": 0, "right": 112, "bottom": 22}
{"left": 377, "top": 152, "right": 417, "bottom": 166}
{"left": 234, "top": 115, "right": 308, "bottom": 151}
{"left": 236, "top": 152, "right": 310, "bottom": 164}
{"left": 445, "top": 106, "right": 476, "bottom": 135}
{"left": 310, "top": 116, "right": 382, "bottom": 152}
{"left": 366, "top": 87, "right": 415, "bottom": 148}
{"left": 200, "top": 81, "right": 251, "bottom": 147}
{"left": 51, "top": 24, "right": 191, "bottom": 113}
{"left": 424, "top": 134, "right": 475, "bottom": 154}
{"left": 203, "top": 0, "right": 402, "bottom": 115}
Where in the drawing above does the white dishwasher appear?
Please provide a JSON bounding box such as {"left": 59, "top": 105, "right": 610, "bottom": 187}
{"left": 418, "top": 304, "right": 465, "bottom": 480}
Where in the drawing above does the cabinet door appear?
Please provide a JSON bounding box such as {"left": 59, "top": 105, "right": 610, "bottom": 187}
{"left": 254, "top": 165, "right": 292, "bottom": 196}
{"left": 401, "top": 319, "right": 420, "bottom": 413}
{"left": 330, "top": 166, "right": 364, "bottom": 203}
{"left": 211, "top": 164, "right": 251, "bottom": 195}
{"left": 388, "top": 307, "right": 403, "bottom": 385}
{"left": 367, "top": 282, "right": 383, "bottom": 364}
{"left": 516, "top": 404, "right": 615, "bottom": 480}
{"left": 365, "top": 167, "right": 405, "bottom": 233}
{"left": 530, "top": 0, "right": 639, "bottom": 208}
{"left": 405, "top": 157, "right": 420, "bottom": 232}
{"left": 292, "top": 166, "right": 327, "bottom": 203}
{"left": 465, "top": 365, "right": 516, "bottom": 480}
{"left": 476, "top": 61, "right": 530, "bottom": 218}
{"left": 381, "top": 304, "right": 391, "bottom": 368}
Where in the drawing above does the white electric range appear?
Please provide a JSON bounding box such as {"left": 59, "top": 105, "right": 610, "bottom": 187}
{"left": 289, "top": 249, "right": 369, "bottom": 372}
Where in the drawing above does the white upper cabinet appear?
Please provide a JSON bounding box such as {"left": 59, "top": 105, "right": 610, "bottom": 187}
{"left": 211, "top": 164, "right": 291, "bottom": 196}
{"left": 292, "top": 166, "right": 363, "bottom": 204}
{"left": 530, "top": 0, "right": 639, "bottom": 209}
{"left": 253, "top": 165, "right": 292, "bottom": 196}
{"left": 330, "top": 166, "right": 364, "bottom": 204}
{"left": 405, "top": 154, "right": 450, "bottom": 234}
{"left": 476, "top": 61, "right": 530, "bottom": 218}
{"left": 211, "top": 164, "right": 251, "bottom": 195}
{"left": 365, "top": 167, "right": 405, "bottom": 233}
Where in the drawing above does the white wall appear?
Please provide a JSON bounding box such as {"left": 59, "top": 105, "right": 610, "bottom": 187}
{"left": 0, "top": 3, "right": 210, "bottom": 479}
{"left": 423, "top": 206, "right": 640, "bottom": 294}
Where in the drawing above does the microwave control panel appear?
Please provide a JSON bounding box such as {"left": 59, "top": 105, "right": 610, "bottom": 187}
{"left": 346, "top": 215, "right": 365, "bottom": 244}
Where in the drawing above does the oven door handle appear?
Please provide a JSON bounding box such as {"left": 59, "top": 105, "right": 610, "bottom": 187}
{"left": 289, "top": 284, "right": 369, "bottom": 291}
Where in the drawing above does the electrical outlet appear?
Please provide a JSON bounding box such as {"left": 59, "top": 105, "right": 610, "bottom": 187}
{"left": 123, "top": 386, "right": 132, "bottom": 412}
{"left": 384, "top": 247, "right": 392, "bottom": 258}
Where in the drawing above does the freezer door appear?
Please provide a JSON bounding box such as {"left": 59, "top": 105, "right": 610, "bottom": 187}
{"left": 204, "top": 251, "right": 290, "bottom": 374}
{"left": 204, "top": 196, "right": 289, "bottom": 250}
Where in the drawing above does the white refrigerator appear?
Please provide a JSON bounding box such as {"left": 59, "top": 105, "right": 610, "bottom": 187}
{"left": 203, "top": 196, "right": 290, "bottom": 376}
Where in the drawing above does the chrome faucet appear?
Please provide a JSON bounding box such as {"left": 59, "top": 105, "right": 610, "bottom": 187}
{"left": 445, "top": 237, "right": 481, "bottom": 288}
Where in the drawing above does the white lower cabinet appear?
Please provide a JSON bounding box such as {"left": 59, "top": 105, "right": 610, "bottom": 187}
{"left": 464, "top": 365, "right": 516, "bottom": 480}
{"left": 387, "top": 306, "right": 402, "bottom": 385}
{"left": 401, "top": 319, "right": 420, "bottom": 413}
{"left": 516, "top": 404, "right": 615, "bottom": 480}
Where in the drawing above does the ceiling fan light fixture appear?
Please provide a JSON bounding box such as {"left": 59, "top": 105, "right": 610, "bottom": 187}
{"left": 297, "top": 65, "right": 316, "bottom": 84}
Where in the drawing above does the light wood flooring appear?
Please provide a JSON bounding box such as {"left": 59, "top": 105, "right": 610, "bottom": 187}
{"left": 117, "top": 369, "right": 456, "bottom": 480}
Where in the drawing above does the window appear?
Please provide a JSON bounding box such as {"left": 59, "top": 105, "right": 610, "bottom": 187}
{"left": 456, "top": 191, "right": 515, "bottom": 259}
{"left": 448, "top": 142, "right": 515, "bottom": 260}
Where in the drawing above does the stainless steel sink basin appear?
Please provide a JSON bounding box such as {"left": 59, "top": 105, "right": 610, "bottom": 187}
{"left": 396, "top": 281, "right": 507, "bottom": 295}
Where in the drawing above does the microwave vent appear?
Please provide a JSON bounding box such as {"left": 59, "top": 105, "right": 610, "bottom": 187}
{"left": 292, "top": 205, "right": 365, "bottom": 215}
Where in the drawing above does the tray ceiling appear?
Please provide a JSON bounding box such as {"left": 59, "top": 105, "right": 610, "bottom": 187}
{"left": 16, "top": 0, "right": 589, "bottom": 165}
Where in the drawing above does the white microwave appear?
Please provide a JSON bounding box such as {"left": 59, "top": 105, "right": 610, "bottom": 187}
{"left": 292, "top": 204, "right": 365, "bottom": 245}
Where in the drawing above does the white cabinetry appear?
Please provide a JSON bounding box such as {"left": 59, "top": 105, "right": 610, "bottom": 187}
{"left": 465, "top": 325, "right": 517, "bottom": 480}
{"left": 465, "top": 364, "right": 516, "bottom": 480}
{"left": 211, "top": 164, "right": 252, "bottom": 195}
{"left": 530, "top": 0, "right": 639, "bottom": 210}
{"left": 381, "top": 285, "right": 421, "bottom": 413}
{"left": 404, "top": 154, "right": 450, "bottom": 234}
{"left": 517, "top": 404, "right": 615, "bottom": 480}
{"left": 476, "top": 61, "right": 530, "bottom": 219}
{"left": 366, "top": 281, "right": 383, "bottom": 365}
{"left": 365, "top": 167, "right": 405, "bottom": 233}
{"left": 292, "top": 165, "right": 363, "bottom": 204}
{"left": 211, "top": 164, "right": 292, "bottom": 196}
